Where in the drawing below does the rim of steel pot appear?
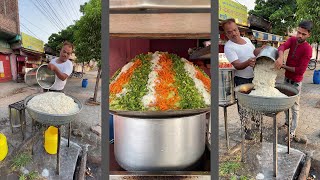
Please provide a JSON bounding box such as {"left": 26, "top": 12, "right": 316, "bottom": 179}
{"left": 109, "top": 108, "right": 210, "bottom": 118}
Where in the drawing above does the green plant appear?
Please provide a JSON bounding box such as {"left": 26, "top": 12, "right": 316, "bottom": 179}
{"left": 28, "top": 171, "right": 40, "bottom": 180}
{"left": 219, "top": 161, "right": 241, "bottom": 176}
{"left": 19, "top": 174, "right": 26, "bottom": 180}
{"left": 231, "top": 175, "right": 237, "bottom": 180}
{"left": 239, "top": 175, "right": 253, "bottom": 180}
{"left": 11, "top": 153, "right": 32, "bottom": 171}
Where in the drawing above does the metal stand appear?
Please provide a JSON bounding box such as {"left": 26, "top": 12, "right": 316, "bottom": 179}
{"left": 57, "top": 126, "right": 61, "bottom": 174}
{"left": 219, "top": 101, "right": 237, "bottom": 149}
{"left": 8, "top": 100, "right": 26, "bottom": 140}
{"left": 31, "top": 121, "right": 72, "bottom": 175}
{"left": 241, "top": 109, "right": 291, "bottom": 177}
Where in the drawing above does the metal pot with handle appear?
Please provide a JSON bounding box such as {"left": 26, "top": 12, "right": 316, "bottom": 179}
{"left": 113, "top": 113, "right": 207, "bottom": 171}
{"left": 25, "top": 64, "right": 56, "bottom": 89}
{"left": 256, "top": 45, "right": 279, "bottom": 64}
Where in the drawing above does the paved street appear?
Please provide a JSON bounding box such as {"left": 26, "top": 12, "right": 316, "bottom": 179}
{"left": 0, "top": 70, "right": 101, "bottom": 179}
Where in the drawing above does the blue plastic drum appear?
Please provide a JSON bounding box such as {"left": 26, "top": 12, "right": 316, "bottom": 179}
{"left": 313, "top": 70, "right": 320, "bottom": 84}
{"left": 82, "top": 79, "right": 88, "bottom": 88}
{"left": 109, "top": 115, "right": 114, "bottom": 142}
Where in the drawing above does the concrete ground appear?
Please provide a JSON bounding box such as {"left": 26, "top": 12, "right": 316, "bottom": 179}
{"left": 0, "top": 70, "right": 101, "bottom": 179}
{"left": 219, "top": 67, "right": 320, "bottom": 179}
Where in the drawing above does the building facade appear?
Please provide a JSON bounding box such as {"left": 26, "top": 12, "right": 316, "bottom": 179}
{"left": 0, "top": 0, "right": 20, "bottom": 82}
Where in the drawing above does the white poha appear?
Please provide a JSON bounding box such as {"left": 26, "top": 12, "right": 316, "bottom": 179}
{"left": 250, "top": 59, "right": 287, "bottom": 98}
{"left": 27, "top": 92, "right": 80, "bottom": 114}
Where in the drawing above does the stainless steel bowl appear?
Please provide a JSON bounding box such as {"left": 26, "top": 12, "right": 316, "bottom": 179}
{"left": 24, "top": 93, "right": 82, "bottom": 126}
{"left": 36, "top": 64, "right": 56, "bottom": 89}
{"left": 256, "top": 45, "right": 279, "bottom": 64}
{"left": 114, "top": 113, "right": 206, "bottom": 171}
{"left": 234, "top": 83, "right": 299, "bottom": 113}
{"left": 24, "top": 64, "right": 56, "bottom": 89}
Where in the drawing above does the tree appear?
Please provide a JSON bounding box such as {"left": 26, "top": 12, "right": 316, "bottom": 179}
{"left": 249, "top": 0, "right": 297, "bottom": 36}
{"left": 296, "top": 0, "right": 320, "bottom": 43}
{"left": 296, "top": 0, "right": 320, "bottom": 59}
{"left": 74, "top": 0, "right": 101, "bottom": 103}
{"left": 46, "top": 25, "right": 77, "bottom": 55}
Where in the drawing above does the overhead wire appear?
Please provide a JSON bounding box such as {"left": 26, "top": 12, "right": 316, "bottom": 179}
{"left": 22, "top": 0, "right": 85, "bottom": 42}
{"left": 43, "top": 0, "right": 69, "bottom": 28}
{"left": 33, "top": 0, "right": 65, "bottom": 29}
{"left": 29, "top": 0, "right": 62, "bottom": 31}
{"left": 71, "top": 0, "right": 82, "bottom": 18}
{"left": 20, "top": 23, "right": 41, "bottom": 40}
{"left": 20, "top": 16, "right": 51, "bottom": 35}
{"left": 57, "top": 0, "right": 75, "bottom": 24}
{"left": 66, "top": 0, "right": 79, "bottom": 20}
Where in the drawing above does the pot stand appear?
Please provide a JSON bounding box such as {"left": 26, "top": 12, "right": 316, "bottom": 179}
{"left": 8, "top": 100, "right": 26, "bottom": 140}
{"left": 241, "top": 109, "right": 290, "bottom": 177}
{"left": 31, "top": 121, "right": 72, "bottom": 175}
{"left": 219, "top": 101, "right": 237, "bottom": 150}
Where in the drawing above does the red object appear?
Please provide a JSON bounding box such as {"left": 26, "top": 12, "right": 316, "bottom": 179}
{"left": 0, "top": 54, "right": 12, "bottom": 82}
{"left": 278, "top": 36, "right": 312, "bottom": 82}
{"left": 219, "top": 62, "right": 233, "bottom": 68}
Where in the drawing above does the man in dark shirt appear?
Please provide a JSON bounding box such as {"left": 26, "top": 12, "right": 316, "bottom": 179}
{"left": 275, "top": 20, "right": 313, "bottom": 140}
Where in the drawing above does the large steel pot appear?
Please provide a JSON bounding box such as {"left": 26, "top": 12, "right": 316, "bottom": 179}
{"left": 24, "top": 64, "right": 56, "bottom": 89}
{"left": 234, "top": 83, "right": 299, "bottom": 113}
{"left": 219, "top": 68, "right": 235, "bottom": 105}
{"left": 114, "top": 113, "right": 206, "bottom": 171}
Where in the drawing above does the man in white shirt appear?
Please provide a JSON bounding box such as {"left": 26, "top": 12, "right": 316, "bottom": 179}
{"left": 222, "top": 18, "right": 264, "bottom": 140}
{"left": 47, "top": 41, "right": 74, "bottom": 92}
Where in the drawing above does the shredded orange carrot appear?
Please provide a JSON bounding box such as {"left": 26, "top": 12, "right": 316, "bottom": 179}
{"left": 151, "top": 53, "right": 180, "bottom": 110}
{"left": 196, "top": 70, "right": 211, "bottom": 91}
{"left": 110, "top": 59, "right": 142, "bottom": 94}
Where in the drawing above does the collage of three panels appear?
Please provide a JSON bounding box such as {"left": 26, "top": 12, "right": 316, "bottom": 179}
{"left": 0, "top": 0, "right": 319, "bottom": 179}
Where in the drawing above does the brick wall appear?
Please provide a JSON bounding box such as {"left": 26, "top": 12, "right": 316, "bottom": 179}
{"left": 0, "top": 0, "right": 19, "bottom": 35}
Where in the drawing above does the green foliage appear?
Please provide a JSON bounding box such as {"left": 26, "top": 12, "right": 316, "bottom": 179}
{"left": 11, "top": 153, "right": 32, "bottom": 171}
{"left": 296, "top": 0, "right": 320, "bottom": 43}
{"left": 19, "top": 174, "right": 26, "bottom": 180}
{"left": 27, "top": 171, "right": 40, "bottom": 180}
{"left": 219, "top": 161, "right": 241, "bottom": 176}
{"left": 19, "top": 171, "right": 40, "bottom": 180}
{"left": 249, "top": 0, "right": 297, "bottom": 35}
{"left": 46, "top": 25, "right": 77, "bottom": 55}
{"left": 74, "top": 0, "right": 101, "bottom": 67}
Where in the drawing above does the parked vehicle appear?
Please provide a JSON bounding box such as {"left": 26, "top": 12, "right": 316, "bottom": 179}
{"left": 308, "top": 59, "right": 317, "bottom": 70}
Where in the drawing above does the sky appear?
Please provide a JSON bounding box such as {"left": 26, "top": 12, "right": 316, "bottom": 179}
{"left": 235, "top": 0, "right": 256, "bottom": 11}
{"left": 19, "top": 0, "right": 89, "bottom": 43}
{"left": 18, "top": 0, "right": 256, "bottom": 43}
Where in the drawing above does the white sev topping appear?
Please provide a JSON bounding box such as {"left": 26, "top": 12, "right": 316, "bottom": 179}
{"left": 111, "top": 62, "right": 135, "bottom": 97}
{"left": 141, "top": 52, "right": 161, "bottom": 107}
{"left": 112, "top": 62, "right": 134, "bottom": 83}
{"left": 181, "top": 58, "right": 211, "bottom": 105}
{"left": 116, "top": 88, "right": 128, "bottom": 98}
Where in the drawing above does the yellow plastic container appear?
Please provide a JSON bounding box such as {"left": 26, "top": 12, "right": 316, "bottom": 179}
{"left": 0, "top": 133, "right": 8, "bottom": 161}
{"left": 44, "top": 126, "right": 58, "bottom": 155}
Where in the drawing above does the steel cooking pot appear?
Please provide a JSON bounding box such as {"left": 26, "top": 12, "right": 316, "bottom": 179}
{"left": 113, "top": 113, "right": 207, "bottom": 171}
{"left": 25, "top": 64, "right": 56, "bottom": 89}
{"left": 256, "top": 45, "right": 279, "bottom": 64}
{"left": 219, "top": 68, "right": 235, "bottom": 105}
